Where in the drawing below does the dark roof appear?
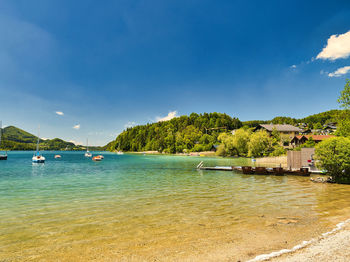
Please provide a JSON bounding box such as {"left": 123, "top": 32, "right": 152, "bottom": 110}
{"left": 257, "top": 124, "right": 303, "bottom": 132}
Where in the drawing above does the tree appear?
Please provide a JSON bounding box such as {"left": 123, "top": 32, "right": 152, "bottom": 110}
{"left": 336, "top": 80, "right": 350, "bottom": 137}
{"left": 313, "top": 122, "right": 323, "bottom": 130}
{"left": 336, "top": 119, "right": 350, "bottom": 137}
{"left": 338, "top": 79, "right": 350, "bottom": 109}
{"left": 216, "top": 133, "right": 237, "bottom": 156}
{"left": 247, "top": 130, "right": 273, "bottom": 157}
{"left": 302, "top": 137, "right": 316, "bottom": 148}
{"left": 315, "top": 137, "right": 350, "bottom": 184}
{"left": 232, "top": 129, "right": 250, "bottom": 156}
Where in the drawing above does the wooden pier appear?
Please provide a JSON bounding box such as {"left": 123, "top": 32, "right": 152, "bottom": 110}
{"left": 197, "top": 162, "right": 311, "bottom": 176}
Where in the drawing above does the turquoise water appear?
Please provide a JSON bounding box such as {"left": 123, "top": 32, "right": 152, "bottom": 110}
{"left": 1, "top": 152, "right": 350, "bottom": 261}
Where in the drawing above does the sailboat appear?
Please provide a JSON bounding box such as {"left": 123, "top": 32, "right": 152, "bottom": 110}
{"left": 85, "top": 138, "right": 92, "bottom": 157}
{"left": 0, "top": 121, "right": 7, "bottom": 160}
{"left": 32, "top": 126, "right": 45, "bottom": 163}
{"left": 116, "top": 142, "right": 124, "bottom": 155}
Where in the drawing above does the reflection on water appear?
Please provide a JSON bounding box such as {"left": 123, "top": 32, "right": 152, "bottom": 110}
{"left": 0, "top": 152, "right": 350, "bottom": 261}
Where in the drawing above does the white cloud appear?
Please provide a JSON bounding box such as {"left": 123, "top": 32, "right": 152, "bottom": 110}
{"left": 290, "top": 65, "right": 297, "bottom": 69}
{"left": 55, "top": 111, "right": 64, "bottom": 116}
{"left": 156, "top": 111, "right": 178, "bottom": 122}
{"left": 124, "top": 121, "right": 136, "bottom": 129}
{"left": 73, "top": 124, "right": 80, "bottom": 130}
{"left": 328, "top": 66, "right": 350, "bottom": 77}
{"left": 316, "top": 30, "right": 350, "bottom": 60}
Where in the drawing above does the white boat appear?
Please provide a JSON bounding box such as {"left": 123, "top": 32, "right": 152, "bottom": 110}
{"left": 32, "top": 126, "right": 45, "bottom": 163}
{"left": 54, "top": 155, "right": 62, "bottom": 159}
{"left": 85, "top": 138, "right": 92, "bottom": 157}
{"left": 116, "top": 142, "right": 124, "bottom": 155}
{"left": 0, "top": 121, "right": 7, "bottom": 160}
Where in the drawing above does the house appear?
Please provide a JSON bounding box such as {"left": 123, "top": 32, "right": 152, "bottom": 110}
{"left": 290, "top": 135, "right": 336, "bottom": 147}
{"left": 301, "top": 129, "right": 312, "bottom": 135}
{"left": 323, "top": 123, "right": 337, "bottom": 134}
{"left": 254, "top": 124, "right": 303, "bottom": 137}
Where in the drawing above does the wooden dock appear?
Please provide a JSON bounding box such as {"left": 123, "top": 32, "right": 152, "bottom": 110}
{"left": 196, "top": 162, "right": 311, "bottom": 176}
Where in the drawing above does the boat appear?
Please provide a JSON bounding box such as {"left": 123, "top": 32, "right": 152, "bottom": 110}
{"left": 32, "top": 126, "right": 45, "bottom": 163}
{"left": 92, "top": 155, "right": 102, "bottom": 161}
{"left": 0, "top": 121, "right": 7, "bottom": 160}
{"left": 97, "top": 155, "right": 104, "bottom": 159}
{"left": 54, "top": 155, "right": 62, "bottom": 159}
{"left": 116, "top": 142, "right": 124, "bottom": 155}
{"left": 85, "top": 138, "right": 92, "bottom": 157}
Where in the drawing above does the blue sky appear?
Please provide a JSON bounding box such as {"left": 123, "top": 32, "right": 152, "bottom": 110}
{"left": 1, "top": 0, "right": 350, "bottom": 145}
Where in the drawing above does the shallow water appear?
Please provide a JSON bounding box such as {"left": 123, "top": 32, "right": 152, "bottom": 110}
{"left": 0, "top": 152, "right": 350, "bottom": 261}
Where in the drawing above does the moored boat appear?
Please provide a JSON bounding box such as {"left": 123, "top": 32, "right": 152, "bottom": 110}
{"left": 85, "top": 138, "right": 92, "bottom": 157}
{"left": 255, "top": 166, "right": 268, "bottom": 175}
{"left": 242, "top": 166, "right": 254, "bottom": 174}
{"left": 54, "top": 155, "right": 62, "bottom": 159}
{"left": 92, "top": 155, "right": 102, "bottom": 161}
{"left": 32, "top": 154, "right": 46, "bottom": 163}
{"left": 32, "top": 126, "right": 45, "bottom": 163}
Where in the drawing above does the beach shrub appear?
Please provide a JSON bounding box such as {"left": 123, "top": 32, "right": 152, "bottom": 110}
{"left": 247, "top": 130, "right": 273, "bottom": 157}
{"left": 315, "top": 137, "right": 350, "bottom": 184}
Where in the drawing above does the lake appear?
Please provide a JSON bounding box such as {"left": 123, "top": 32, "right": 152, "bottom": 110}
{"left": 1, "top": 152, "right": 350, "bottom": 261}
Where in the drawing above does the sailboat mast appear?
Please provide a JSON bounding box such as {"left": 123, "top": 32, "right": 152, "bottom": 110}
{"left": 86, "top": 138, "right": 89, "bottom": 152}
{"left": 36, "top": 125, "right": 40, "bottom": 152}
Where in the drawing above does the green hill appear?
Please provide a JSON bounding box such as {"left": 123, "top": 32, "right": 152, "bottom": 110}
{"left": 106, "top": 112, "right": 242, "bottom": 153}
{"left": 0, "top": 126, "right": 89, "bottom": 151}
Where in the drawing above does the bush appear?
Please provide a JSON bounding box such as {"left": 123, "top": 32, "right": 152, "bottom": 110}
{"left": 269, "top": 145, "right": 286, "bottom": 156}
{"left": 216, "top": 144, "right": 227, "bottom": 157}
{"left": 315, "top": 137, "right": 350, "bottom": 184}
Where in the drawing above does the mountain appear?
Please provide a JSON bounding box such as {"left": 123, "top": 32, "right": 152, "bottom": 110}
{"left": 105, "top": 110, "right": 342, "bottom": 153}
{"left": 0, "top": 126, "right": 100, "bottom": 151}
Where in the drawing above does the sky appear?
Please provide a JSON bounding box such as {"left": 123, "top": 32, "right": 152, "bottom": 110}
{"left": 0, "top": 0, "right": 350, "bottom": 146}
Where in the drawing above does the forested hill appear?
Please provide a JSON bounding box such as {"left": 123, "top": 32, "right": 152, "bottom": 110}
{"left": 105, "top": 113, "right": 242, "bottom": 153}
{"left": 106, "top": 110, "right": 343, "bottom": 153}
{"left": 0, "top": 126, "right": 100, "bottom": 151}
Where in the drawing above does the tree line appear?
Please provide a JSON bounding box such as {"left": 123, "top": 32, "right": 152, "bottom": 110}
{"left": 106, "top": 113, "right": 242, "bottom": 153}
{"left": 106, "top": 109, "right": 344, "bottom": 155}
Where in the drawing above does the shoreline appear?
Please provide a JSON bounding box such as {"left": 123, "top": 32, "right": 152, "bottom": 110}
{"left": 248, "top": 218, "right": 350, "bottom": 262}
